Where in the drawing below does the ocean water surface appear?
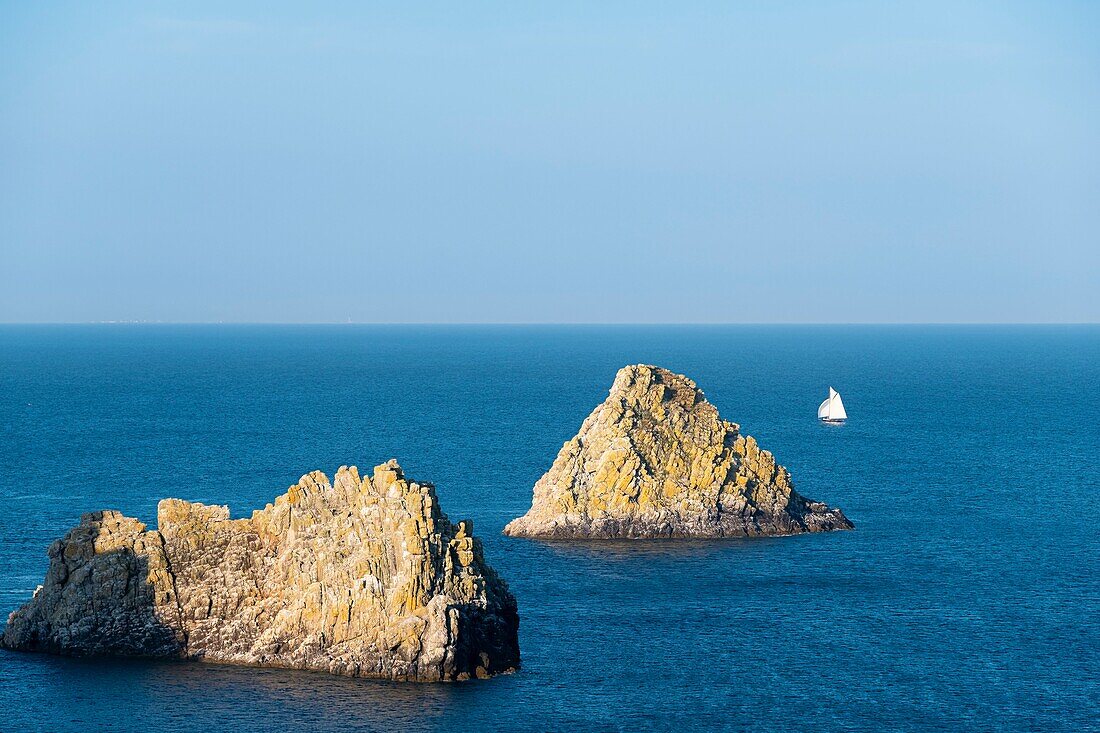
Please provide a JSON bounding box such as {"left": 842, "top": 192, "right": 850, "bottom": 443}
{"left": 0, "top": 325, "right": 1096, "bottom": 732}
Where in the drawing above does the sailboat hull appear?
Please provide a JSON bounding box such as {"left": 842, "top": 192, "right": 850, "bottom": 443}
{"left": 819, "top": 417, "right": 846, "bottom": 424}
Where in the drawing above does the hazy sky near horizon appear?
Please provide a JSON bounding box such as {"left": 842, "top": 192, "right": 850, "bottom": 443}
{"left": 1, "top": 1, "right": 1097, "bottom": 323}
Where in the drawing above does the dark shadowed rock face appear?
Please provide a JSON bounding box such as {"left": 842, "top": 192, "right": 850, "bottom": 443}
{"left": 3, "top": 460, "right": 520, "bottom": 681}
{"left": 505, "top": 365, "right": 853, "bottom": 539}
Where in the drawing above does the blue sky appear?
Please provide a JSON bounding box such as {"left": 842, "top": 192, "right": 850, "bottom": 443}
{"left": 1, "top": 1, "right": 1097, "bottom": 322}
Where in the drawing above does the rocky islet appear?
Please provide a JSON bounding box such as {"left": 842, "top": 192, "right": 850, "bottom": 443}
{"left": 2, "top": 460, "right": 520, "bottom": 681}
{"left": 505, "top": 364, "right": 853, "bottom": 539}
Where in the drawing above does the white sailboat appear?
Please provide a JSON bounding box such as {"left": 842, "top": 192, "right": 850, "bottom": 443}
{"left": 818, "top": 387, "right": 847, "bottom": 424}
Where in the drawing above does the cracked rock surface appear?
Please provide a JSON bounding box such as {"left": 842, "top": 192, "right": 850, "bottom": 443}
{"left": 3, "top": 460, "right": 519, "bottom": 681}
{"left": 505, "top": 365, "right": 853, "bottom": 539}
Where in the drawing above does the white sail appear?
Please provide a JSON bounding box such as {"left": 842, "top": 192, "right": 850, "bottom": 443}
{"left": 829, "top": 389, "right": 847, "bottom": 420}
{"left": 819, "top": 387, "right": 847, "bottom": 421}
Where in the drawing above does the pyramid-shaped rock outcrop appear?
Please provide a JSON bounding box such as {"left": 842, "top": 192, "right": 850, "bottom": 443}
{"left": 505, "top": 365, "right": 852, "bottom": 539}
{"left": 3, "top": 460, "right": 520, "bottom": 681}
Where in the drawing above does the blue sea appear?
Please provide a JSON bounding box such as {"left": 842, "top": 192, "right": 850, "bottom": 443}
{"left": 0, "top": 325, "right": 1097, "bottom": 732}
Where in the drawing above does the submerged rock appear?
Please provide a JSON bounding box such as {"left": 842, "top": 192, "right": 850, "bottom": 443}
{"left": 505, "top": 365, "right": 853, "bottom": 539}
{"left": 3, "top": 460, "right": 519, "bottom": 681}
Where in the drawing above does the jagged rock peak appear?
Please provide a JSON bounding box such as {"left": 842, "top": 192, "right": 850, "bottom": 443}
{"left": 504, "top": 364, "right": 853, "bottom": 539}
{"left": 3, "top": 460, "right": 520, "bottom": 682}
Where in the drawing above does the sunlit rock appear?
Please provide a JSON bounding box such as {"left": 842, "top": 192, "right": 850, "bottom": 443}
{"left": 3, "top": 460, "right": 520, "bottom": 681}
{"left": 505, "top": 365, "right": 853, "bottom": 539}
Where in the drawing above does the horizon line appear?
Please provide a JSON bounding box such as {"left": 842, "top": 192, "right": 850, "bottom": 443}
{"left": 1, "top": 321, "right": 1097, "bottom": 327}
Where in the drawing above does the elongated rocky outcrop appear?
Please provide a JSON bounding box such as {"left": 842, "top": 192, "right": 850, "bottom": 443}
{"left": 505, "top": 365, "right": 853, "bottom": 539}
{"left": 3, "top": 460, "right": 519, "bottom": 681}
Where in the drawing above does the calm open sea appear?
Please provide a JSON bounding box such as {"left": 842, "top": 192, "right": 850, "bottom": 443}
{"left": 0, "top": 325, "right": 1096, "bottom": 732}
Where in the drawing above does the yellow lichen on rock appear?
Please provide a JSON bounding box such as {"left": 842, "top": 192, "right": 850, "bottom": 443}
{"left": 504, "top": 364, "right": 853, "bottom": 539}
{"left": 3, "top": 460, "right": 520, "bottom": 682}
